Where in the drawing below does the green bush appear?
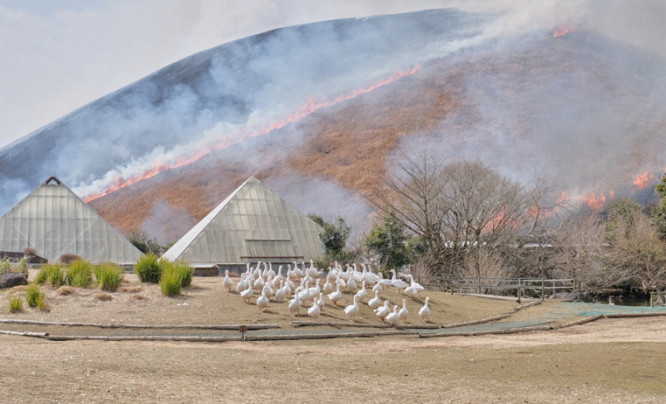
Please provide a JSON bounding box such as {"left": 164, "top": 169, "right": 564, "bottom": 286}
{"left": 135, "top": 254, "right": 161, "bottom": 283}
{"left": 25, "top": 284, "right": 44, "bottom": 308}
{"left": 35, "top": 264, "right": 66, "bottom": 287}
{"left": 94, "top": 263, "right": 124, "bottom": 292}
{"left": 67, "top": 259, "right": 93, "bottom": 287}
{"left": 8, "top": 296, "right": 23, "bottom": 313}
{"left": 159, "top": 269, "right": 182, "bottom": 296}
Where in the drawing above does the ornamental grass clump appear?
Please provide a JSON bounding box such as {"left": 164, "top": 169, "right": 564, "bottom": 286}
{"left": 35, "top": 264, "right": 66, "bottom": 287}
{"left": 159, "top": 268, "right": 182, "bottom": 296}
{"left": 94, "top": 263, "right": 124, "bottom": 292}
{"left": 135, "top": 254, "right": 161, "bottom": 283}
{"left": 66, "top": 259, "right": 93, "bottom": 287}
{"left": 0, "top": 259, "right": 11, "bottom": 275}
{"left": 174, "top": 262, "right": 194, "bottom": 288}
{"left": 159, "top": 259, "right": 194, "bottom": 288}
{"left": 25, "top": 284, "right": 46, "bottom": 310}
{"left": 8, "top": 296, "right": 23, "bottom": 313}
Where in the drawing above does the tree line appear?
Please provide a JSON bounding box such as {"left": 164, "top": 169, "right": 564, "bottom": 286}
{"left": 316, "top": 155, "right": 666, "bottom": 296}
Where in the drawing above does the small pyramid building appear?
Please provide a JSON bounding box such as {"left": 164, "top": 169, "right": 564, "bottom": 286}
{"left": 0, "top": 176, "right": 143, "bottom": 264}
{"left": 163, "top": 177, "right": 324, "bottom": 269}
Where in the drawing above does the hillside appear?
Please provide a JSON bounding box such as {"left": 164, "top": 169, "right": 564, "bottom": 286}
{"left": 3, "top": 9, "right": 666, "bottom": 244}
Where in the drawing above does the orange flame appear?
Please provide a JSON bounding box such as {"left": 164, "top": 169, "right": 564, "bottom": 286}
{"left": 555, "top": 191, "right": 566, "bottom": 205}
{"left": 84, "top": 64, "right": 423, "bottom": 202}
{"left": 582, "top": 192, "right": 606, "bottom": 210}
{"left": 633, "top": 171, "right": 655, "bottom": 189}
{"left": 552, "top": 25, "right": 575, "bottom": 38}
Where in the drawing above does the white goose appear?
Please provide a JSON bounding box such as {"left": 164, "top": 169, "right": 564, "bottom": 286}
{"left": 328, "top": 284, "right": 342, "bottom": 306}
{"left": 307, "top": 299, "right": 321, "bottom": 319}
{"left": 253, "top": 275, "right": 265, "bottom": 290}
{"left": 385, "top": 305, "right": 400, "bottom": 325}
{"left": 367, "top": 290, "right": 382, "bottom": 309}
{"left": 355, "top": 281, "right": 368, "bottom": 303}
{"left": 404, "top": 283, "right": 420, "bottom": 298}
{"left": 288, "top": 292, "right": 302, "bottom": 316}
{"left": 274, "top": 280, "right": 286, "bottom": 302}
{"left": 240, "top": 282, "right": 254, "bottom": 304}
{"left": 235, "top": 272, "right": 249, "bottom": 293}
{"left": 316, "top": 292, "right": 325, "bottom": 312}
{"left": 322, "top": 277, "right": 334, "bottom": 294}
{"left": 256, "top": 287, "right": 269, "bottom": 312}
{"left": 344, "top": 295, "right": 361, "bottom": 322}
{"left": 390, "top": 269, "right": 409, "bottom": 291}
{"left": 222, "top": 269, "right": 234, "bottom": 292}
{"left": 419, "top": 297, "right": 431, "bottom": 323}
{"left": 374, "top": 300, "right": 391, "bottom": 322}
{"left": 398, "top": 299, "right": 409, "bottom": 323}
{"left": 372, "top": 281, "right": 383, "bottom": 296}
{"left": 347, "top": 276, "right": 358, "bottom": 294}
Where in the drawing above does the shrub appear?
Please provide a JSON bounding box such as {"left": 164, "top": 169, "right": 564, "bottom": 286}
{"left": 25, "top": 284, "right": 44, "bottom": 308}
{"left": 67, "top": 259, "right": 93, "bottom": 287}
{"left": 175, "top": 262, "right": 194, "bottom": 288}
{"left": 135, "top": 254, "right": 161, "bottom": 283}
{"left": 94, "top": 263, "right": 124, "bottom": 292}
{"left": 35, "top": 264, "right": 66, "bottom": 287}
{"left": 59, "top": 254, "right": 82, "bottom": 265}
{"left": 159, "top": 270, "right": 182, "bottom": 296}
{"left": 0, "top": 259, "right": 11, "bottom": 275}
{"left": 8, "top": 296, "right": 23, "bottom": 313}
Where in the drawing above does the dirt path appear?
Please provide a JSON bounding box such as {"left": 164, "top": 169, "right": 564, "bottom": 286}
{"left": 1, "top": 316, "right": 665, "bottom": 403}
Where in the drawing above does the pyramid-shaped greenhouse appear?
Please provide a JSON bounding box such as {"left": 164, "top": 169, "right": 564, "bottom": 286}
{"left": 0, "top": 176, "right": 143, "bottom": 264}
{"left": 163, "top": 177, "right": 324, "bottom": 268}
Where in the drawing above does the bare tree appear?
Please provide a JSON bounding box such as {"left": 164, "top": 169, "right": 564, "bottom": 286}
{"left": 370, "top": 155, "right": 531, "bottom": 278}
{"left": 550, "top": 211, "right": 608, "bottom": 292}
{"left": 370, "top": 153, "right": 450, "bottom": 271}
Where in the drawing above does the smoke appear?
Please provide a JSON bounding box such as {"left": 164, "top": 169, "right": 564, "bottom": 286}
{"left": 140, "top": 198, "right": 196, "bottom": 245}
{"left": 396, "top": 12, "right": 666, "bottom": 207}
{"left": 3, "top": 1, "right": 666, "bottom": 239}
{"left": 265, "top": 172, "right": 374, "bottom": 240}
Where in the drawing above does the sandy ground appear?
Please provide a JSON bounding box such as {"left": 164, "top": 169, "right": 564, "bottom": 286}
{"left": 0, "top": 272, "right": 665, "bottom": 403}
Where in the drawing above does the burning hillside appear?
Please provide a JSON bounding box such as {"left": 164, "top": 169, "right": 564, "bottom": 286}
{"left": 2, "top": 8, "right": 666, "bottom": 243}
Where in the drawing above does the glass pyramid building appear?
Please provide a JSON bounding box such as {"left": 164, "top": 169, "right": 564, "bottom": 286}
{"left": 162, "top": 176, "right": 324, "bottom": 268}
{"left": 0, "top": 176, "right": 144, "bottom": 264}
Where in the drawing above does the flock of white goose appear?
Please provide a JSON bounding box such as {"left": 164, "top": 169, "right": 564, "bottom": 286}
{"left": 222, "top": 261, "right": 432, "bottom": 325}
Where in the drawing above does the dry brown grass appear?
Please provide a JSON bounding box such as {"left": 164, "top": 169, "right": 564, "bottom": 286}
{"left": 0, "top": 270, "right": 664, "bottom": 402}
{"left": 56, "top": 286, "right": 75, "bottom": 296}
{"left": 94, "top": 293, "right": 113, "bottom": 301}
{"left": 118, "top": 285, "right": 143, "bottom": 293}
{"left": 89, "top": 63, "right": 460, "bottom": 242}
{"left": 130, "top": 294, "right": 148, "bottom": 301}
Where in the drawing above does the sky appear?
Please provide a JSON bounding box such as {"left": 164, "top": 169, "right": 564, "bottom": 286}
{"left": 0, "top": 0, "right": 471, "bottom": 150}
{"left": 2, "top": 0, "right": 666, "bottom": 150}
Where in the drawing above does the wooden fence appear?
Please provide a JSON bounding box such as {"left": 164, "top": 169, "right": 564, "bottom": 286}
{"left": 420, "top": 277, "right": 577, "bottom": 302}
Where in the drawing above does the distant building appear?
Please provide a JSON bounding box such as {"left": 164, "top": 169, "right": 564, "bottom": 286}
{"left": 162, "top": 176, "right": 324, "bottom": 272}
{"left": 0, "top": 176, "right": 143, "bottom": 265}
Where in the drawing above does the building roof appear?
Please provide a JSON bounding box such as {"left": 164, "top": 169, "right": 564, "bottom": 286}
{"left": 0, "top": 176, "right": 144, "bottom": 264}
{"left": 162, "top": 176, "right": 324, "bottom": 265}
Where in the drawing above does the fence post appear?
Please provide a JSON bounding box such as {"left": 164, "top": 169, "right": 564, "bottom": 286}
{"left": 650, "top": 292, "right": 654, "bottom": 308}
{"left": 517, "top": 278, "right": 522, "bottom": 303}
{"left": 541, "top": 277, "right": 545, "bottom": 302}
